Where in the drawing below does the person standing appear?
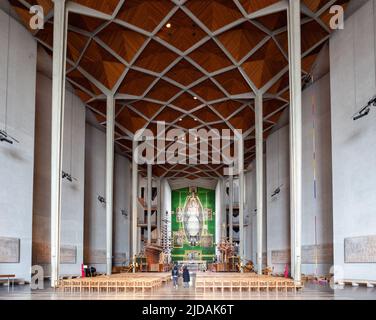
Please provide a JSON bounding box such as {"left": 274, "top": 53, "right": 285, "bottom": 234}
{"left": 183, "top": 265, "right": 190, "bottom": 288}
{"left": 172, "top": 264, "right": 179, "bottom": 289}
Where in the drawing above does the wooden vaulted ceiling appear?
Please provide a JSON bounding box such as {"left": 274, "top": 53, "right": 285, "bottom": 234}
{"left": 10, "top": 0, "right": 350, "bottom": 179}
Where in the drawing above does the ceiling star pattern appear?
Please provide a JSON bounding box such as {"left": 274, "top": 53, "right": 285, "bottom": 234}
{"left": 10, "top": 0, "right": 349, "bottom": 179}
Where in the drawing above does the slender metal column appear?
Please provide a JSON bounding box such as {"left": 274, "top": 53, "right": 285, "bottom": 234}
{"left": 255, "top": 94, "right": 263, "bottom": 275}
{"left": 157, "top": 178, "right": 162, "bottom": 246}
{"left": 105, "top": 94, "right": 115, "bottom": 275}
{"left": 229, "top": 175, "right": 234, "bottom": 243}
{"left": 147, "top": 164, "right": 152, "bottom": 245}
{"left": 288, "top": 0, "right": 302, "bottom": 284}
{"left": 50, "top": 0, "right": 67, "bottom": 288}
{"left": 131, "top": 140, "right": 138, "bottom": 272}
{"left": 220, "top": 178, "right": 226, "bottom": 241}
{"left": 238, "top": 134, "right": 245, "bottom": 268}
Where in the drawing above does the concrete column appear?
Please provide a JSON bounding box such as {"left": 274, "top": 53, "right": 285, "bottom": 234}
{"left": 229, "top": 175, "right": 233, "bottom": 243}
{"left": 255, "top": 94, "right": 263, "bottom": 275}
{"left": 220, "top": 178, "right": 226, "bottom": 241}
{"left": 50, "top": 0, "right": 67, "bottom": 288}
{"left": 238, "top": 133, "right": 245, "bottom": 267}
{"left": 131, "top": 140, "right": 138, "bottom": 272}
{"left": 105, "top": 94, "right": 115, "bottom": 275}
{"left": 288, "top": 0, "right": 302, "bottom": 284}
{"left": 147, "top": 164, "right": 152, "bottom": 245}
{"left": 157, "top": 178, "right": 162, "bottom": 246}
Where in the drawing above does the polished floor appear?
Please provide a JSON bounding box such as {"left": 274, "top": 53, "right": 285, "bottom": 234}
{"left": 1, "top": 279, "right": 376, "bottom": 300}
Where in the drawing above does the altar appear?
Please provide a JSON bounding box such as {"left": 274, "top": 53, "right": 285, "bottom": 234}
{"left": 177, "top": 260, "right": 207, "bottom": 272}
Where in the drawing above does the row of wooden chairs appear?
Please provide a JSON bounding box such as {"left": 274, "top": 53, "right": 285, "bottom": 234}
{"left": 195, "top": 278, "right": 303, "bottom": 293}
{"left": 57, "top": 277, "right": 163, "bottom": 293}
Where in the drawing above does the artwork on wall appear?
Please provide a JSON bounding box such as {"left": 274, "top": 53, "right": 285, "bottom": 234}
{"left": 176, "top": 207, "right": 183, "bottom": 223}
{"left": 171, "top": 187, "right": 216, "bottom": 262}
{"left": 173, "top": 231, "right": 184, "bottom": 248}
{"left": 204, "top": 208, "right": 213, "bottom": 221}
{"left": 201, "top": 235, "right": 213, "bottom": 248}
{"left": 0, "top": 237, "right": 20, "bottom": 263}
{"left": 33, "top": 242, "right": 77, "bottom": 264}
{"left": 345, "top": 235, "right": 376, "bottom": 263}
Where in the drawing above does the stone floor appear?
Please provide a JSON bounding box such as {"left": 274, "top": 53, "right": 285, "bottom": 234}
{"left": 1, "top": 281, "right": 376, "bottom": 300}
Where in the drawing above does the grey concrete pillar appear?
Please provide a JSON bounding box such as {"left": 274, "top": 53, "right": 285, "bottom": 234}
{"left": 288, "top": 0, "right": 302, "bottom": 284}
{"left": 229, "top": 175, "right": 233, "bottom": 243}
{"left": 105, "top": 94, "right": 115, "bottom": 275}
{"left": 255, "top": 94, "right": 263, "bottom": 275}
{"left": 131, "top": 140, "right": 138, "bottom": 272}
{"left": 147, "top": 164, "right": 152, "bottom": 245}
{"left": 50, "top": 0, "right": 67, "bottom": 288}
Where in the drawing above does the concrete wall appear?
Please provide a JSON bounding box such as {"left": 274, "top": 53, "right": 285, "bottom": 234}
{"left": 0, "top": 11, "right": 36, "bottom": 281}
{"left": 265, "top": 74, "right": 333, "bottom": 276}
{"left": 84, "top": 124, "right": 131, "bottom": 272}
{"left": 301, "top": 74, "right": 333, "bottom": 276}
{"left": 33, "top": 72, "right": 86, "bottom": 277}
{"left": 244, "top": 159, "right": 267, "bottom": 267}
{"left": 330, "top": 0, "right": 376, "bottom": 281}
{"left": 266, "top": 126, "right": 290, "bottom": 274}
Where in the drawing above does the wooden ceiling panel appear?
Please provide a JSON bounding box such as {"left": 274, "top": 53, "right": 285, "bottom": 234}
{"left": 67, "top": 69, "right": 102, "bottom": 96}
{"left": 154, "top": 107, "right": 183, "bottom": 123}
{"left": 212, "top": 100, "right": 244, "bottom": 119}
{"left": 178, "top": 116, "right": 200, "bottom": 129}
{"left": 156, "top": 9, "right": 207, "bottom": 52}
{"left": 267, "top": 72, "right": 289, "bottom": 95}
{"left": 116, "top": 107, "right": 148, "bottom": 133}
{"left": 302, "top": 0, "right": 331, "bottom": 13}
{"left": 165, "top": 59, "right": 205, "bottom": 86}
{"left": 134, "top": 40, "right": 179, "bottom": 73}
{"left": 228, "top": 107, "right": 254, "bottom": 131}
{"left": 276, "top": 20, "right": 329, "bottom": 54}
{"left": 97, "top": 23, "right": 147, "bottom": 63}
{"left": 145, "top": 79, "right": 180, "bottom": 102}
{"left": 8, "top": 0, "right": 34, "bottom": 31}
{"left": 79, "top": 40, "right": 126, "bottom": 89}
{"left": 218, "top": 21, "right": 268, "bottom": 62}
{"left": 23, "top": 0, "right": 53, "bottom": 15}
{"left": 69, "top": 12, "right": 105, "bottom": 32}
{"left": 192, "top": 108, "right": 222, "bottom": 123}
{"left": 9, "top": 0, "right": 349, "bottom": 177}
{"left": 171, "top": 92, "right": 202, "bottom": 111}
{"left": 131, "top": 100, "right": 162, "bottom": 119}
{"left": 67, "top": 31, "right": 89, "bottom": 63}
{"left": 72, "top": 0, "right": 120, "bottom": 15}
{"left": 118, "top": 69, "right": 156, "bottom": 96}
{"left": 188, "top": 39, "right": 232, "bottom": 73}
{"left": 254, "top": 11, "right": 287, "bottom": 31}
{"left": 263, "top": 99, "right": 286, "bottom": 117}
{"left": 186, "top": 0, "right": 243, "bottom": 32}
{"left": 241, "top": 39, "right": 287, "bottom": 88}
{"left": 214, "top": 69, "right": 252, "bottom": 95}
{"left": 117, "top": 0, "right": 175, "bottom": 32}
{"left": 35, "top": 22, "right": 53, "bottom": 47}
{"left": 191, "top": 79, "right": 226, "bottom": 101}
{"left": 239, "top": 0, "right": 281, "bottom": 14}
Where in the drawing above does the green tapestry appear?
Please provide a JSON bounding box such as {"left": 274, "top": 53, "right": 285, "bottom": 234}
{"left": 171, "top": 187, "right": 216, "bottom": 262}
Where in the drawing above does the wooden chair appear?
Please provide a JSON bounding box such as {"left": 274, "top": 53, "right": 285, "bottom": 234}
{"left": 195, "top": 279, "right": 204, "bottom": 292}
{"left": 231, "top": 279, "right": 241, "bottom": 292}
{"left": 204, "top": 279, "right": 214, "bottom": 292}
{"left": 222, "top": 279, "right": 232, "bottom": 292}
{"left": 214, "top": 278, "right": 223, "bottom": 292}
{"left": 240, "top": 279, "right": 249, "bottom": 291}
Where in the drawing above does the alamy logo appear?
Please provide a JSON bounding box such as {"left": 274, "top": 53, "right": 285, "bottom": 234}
{"left": 29, "top": 5, "right": 44, "bottom": 30}
{"left": 133, "top": 122, "right": 244, "bottom": 176}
